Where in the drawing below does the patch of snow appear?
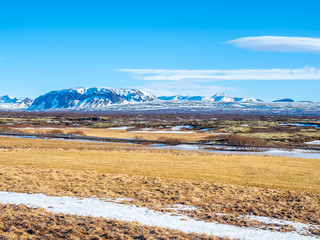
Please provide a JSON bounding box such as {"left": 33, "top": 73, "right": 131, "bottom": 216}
{"left": 305, "top": 140, "right": 320, "bottom": 145}
{"left": 149, "top": 144, "right": 201, "bottom": 151}
{"left": 108, "top": 126, "right": 131, "bottom": 130}
{"left": 246, "top": 215, "right": 319, "bottom": 236}
{"left": 0, "top": 191, "right": 318, "bottom": 240}
{"left": 172, "top": 204, "right": 198, "bottom": 211}
{"left": 260, "top": 148, "right": 320, "bottom": 159}
{"left": 149, "top": 144, "right": 320, "bottom": 159}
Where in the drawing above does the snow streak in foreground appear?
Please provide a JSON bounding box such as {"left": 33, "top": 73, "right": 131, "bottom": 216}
{"left": 0, "top": 192, "right": 319, "bottom": 240}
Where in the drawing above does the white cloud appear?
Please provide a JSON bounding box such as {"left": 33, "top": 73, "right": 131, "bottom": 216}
{"left": 133, "top": 81, "right": 234, "bottom": 97}
{"left": 118, "top": 66, "right": 320, "bottom": 81}
{"left": 225, "top": 36, "right": 320, "bottom": 53}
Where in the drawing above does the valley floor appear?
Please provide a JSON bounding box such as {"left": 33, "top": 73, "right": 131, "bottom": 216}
{"left": 0, "top": 136, "right": 319, "bottom": 239}
{"left": 0, "top": 113, "right": 319, "bottom": 239}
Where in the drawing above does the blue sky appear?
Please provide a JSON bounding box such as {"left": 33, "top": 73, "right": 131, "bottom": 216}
{"left": 1, "top": 0, "right": 320, "bottom": 101}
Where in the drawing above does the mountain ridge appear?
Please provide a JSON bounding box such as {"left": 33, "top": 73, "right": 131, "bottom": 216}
{"left": 0, "top": 95, "right": 33, "bottom": 109}
{"left": 29, "top": 87, "right": 156, "bottom": 110}
{"left": 0, "top": 88, "right": 313, "bottom": 110}
{"left": 158, "top": 93, "right": 262, "bottom": 102}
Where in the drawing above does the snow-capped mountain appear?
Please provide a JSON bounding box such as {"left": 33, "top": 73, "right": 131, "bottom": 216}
{"left": 29, "top": 87, "right": 156, "bottom": 110}
{"left": 157, "top": 95, "right": 208, "bottom": 101}
{"left": 0, "top": 95, "right": 33, "bottom": 109}
{"left": 158, "top": 93, "right": 261, "bottom": 102}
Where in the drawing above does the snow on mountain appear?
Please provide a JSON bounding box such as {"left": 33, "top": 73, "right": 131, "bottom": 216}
{"left": 157, "top": 95, "right": 208, "bottom": 101}
{"left": 29, "top": 87, "right": 156, "bottom": 110}
{"left": 158, "top": 93, "right": 261, "bottom": 102}
{"left": 0, "top": 95, "right": 33, "bottom": 109}
{"left": 211, "top": 93, "right": 235, "bottom": 102}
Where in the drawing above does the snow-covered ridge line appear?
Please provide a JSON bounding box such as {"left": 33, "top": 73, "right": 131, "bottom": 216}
{"left": 0, "top": 191, "right": 318, "bottom": 240}
{"left": 0, "top": 95, "right": 33, "bottom": 109}
{"left": 158, "top": 93, "right": 262, "bottom": 102}
{"left": 29, "top": 87, "right": 156, "bottom": 110}
{"left": 0, "top": 88, "right": 319, "bottom": 111}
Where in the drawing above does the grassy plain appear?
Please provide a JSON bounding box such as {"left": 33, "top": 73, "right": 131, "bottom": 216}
{"left": 0, "top": 112, "right": 320, "bottom": 239}
{"left": 17, "top": 127, "right": 211, "bottom": 142}
{"left": 0, "top": 137, "right": 319, "bottom": 193}
{"left": 0, "top": 204, "right": 220, "bottom": 240}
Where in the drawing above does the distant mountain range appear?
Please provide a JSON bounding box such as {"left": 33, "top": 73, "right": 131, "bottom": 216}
{"left": 0, "top": 87, "right": 309, "bottom": 110}
{"left": 29, "top": 88, "right": 156, "bottom": 110}
{"left": 158, "top": 93, "right": 262, "bottom": 102}
{"left": 0, "top": 95, "right": 33, "bottom": 109}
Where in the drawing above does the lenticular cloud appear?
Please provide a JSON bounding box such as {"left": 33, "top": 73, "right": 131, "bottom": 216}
{"left": 119, "top": 66, "right": 320, "bottom": 81}
{"left": 226, "top": 36, "right": 320, "bottom": 53}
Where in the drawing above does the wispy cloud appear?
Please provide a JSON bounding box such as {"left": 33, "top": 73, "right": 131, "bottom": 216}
{"left": 118, "top": 66, "right": 320, "bottom": 81}
{"left": 133, "top": 81, "right": 234, "bottom": 97}
{"left": 225, "top": 36, "right": 320, "bottom": 53}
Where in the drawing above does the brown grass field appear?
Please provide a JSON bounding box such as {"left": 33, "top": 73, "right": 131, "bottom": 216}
{"left": 0, "top": 132, "right": 320, "bottom": 239}
{"left": 16, "top": 127, "right": 212, "bottom": 142}
{"left": 0, "top": 204, "right": 223, "bottom": 240}
{"left": 0, "top": 136, "right": 319, "bottom": 193}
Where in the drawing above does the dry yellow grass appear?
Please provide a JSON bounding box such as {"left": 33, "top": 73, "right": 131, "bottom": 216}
{"left": 1, "top": 117, "right": 320, "bottom": 238}
{"left": 0, "top": 203, "right": 221, "bottom": 240}
{"left": 0, "top": 166, "right": 319, "bottom": 227}
{"left": 17, "top": 127, "right": 212, "bottom": 142}
{"left": 0, "top": 136, "right": 319, "bottom": 229}
{"left": 243, "top": 131, "right": 320, "bottom": 141}
{"left": 0, "top": 139, "right": 319, "bottom": 193}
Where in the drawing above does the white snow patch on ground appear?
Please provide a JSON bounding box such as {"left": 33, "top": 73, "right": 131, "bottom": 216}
{"left": 246, "top": 215, "right": 320, "bottom": 236}
{"left": 305, "top": 140, "right": 320, "bottom": 145}
{"left": 149, "top": 144, "right": 201, "bottom": 151}
{"left": 0, "top": 191, "right": 318, "bottom": 240}
{"left": 148, "top": 144, "right": 320, "bottom": 159}
{"left": 108, "top": 126, "right": 131, "bottom": 130}
{"left": 259, "top": 148, "right": 320, "bottom": 159}
{"left": 164, "top": 204, "right": 198, "bottom": 212}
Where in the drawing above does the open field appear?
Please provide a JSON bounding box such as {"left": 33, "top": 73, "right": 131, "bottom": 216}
{"left": 0, "top": 164, "right": 319, "bottom": 225}
{"left": 0, "top": 137, "right": 320, "bottom": 193}
{"left": 0, "top": 113, "right": 320, "bottom": 239}
{"left": 0, "top": 112, "right": 319, "bottom": 148}
{"left": 15, "top": 127, "right": 211, "bottom": 142}
{"left": 0, "top": 204, "right": 220, "bottom": 240}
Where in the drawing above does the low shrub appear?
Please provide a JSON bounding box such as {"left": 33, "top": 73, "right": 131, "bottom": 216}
{"left": 0, "top": 127, "right": 16, "bottom": 132}
{"left": 67, "top": 130, "right": 85, "bottom": 136}
{"left": 47, "top": 129, "right": 64, "bottom": 135}
{"left": 224, "top": 134, "right": 268, "bottom": 151}
{"left": 157, "top": 137, "right": 184, "bottom": 145}
{"left": 278, "top": 143, "right": 294, "bottom": 151}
